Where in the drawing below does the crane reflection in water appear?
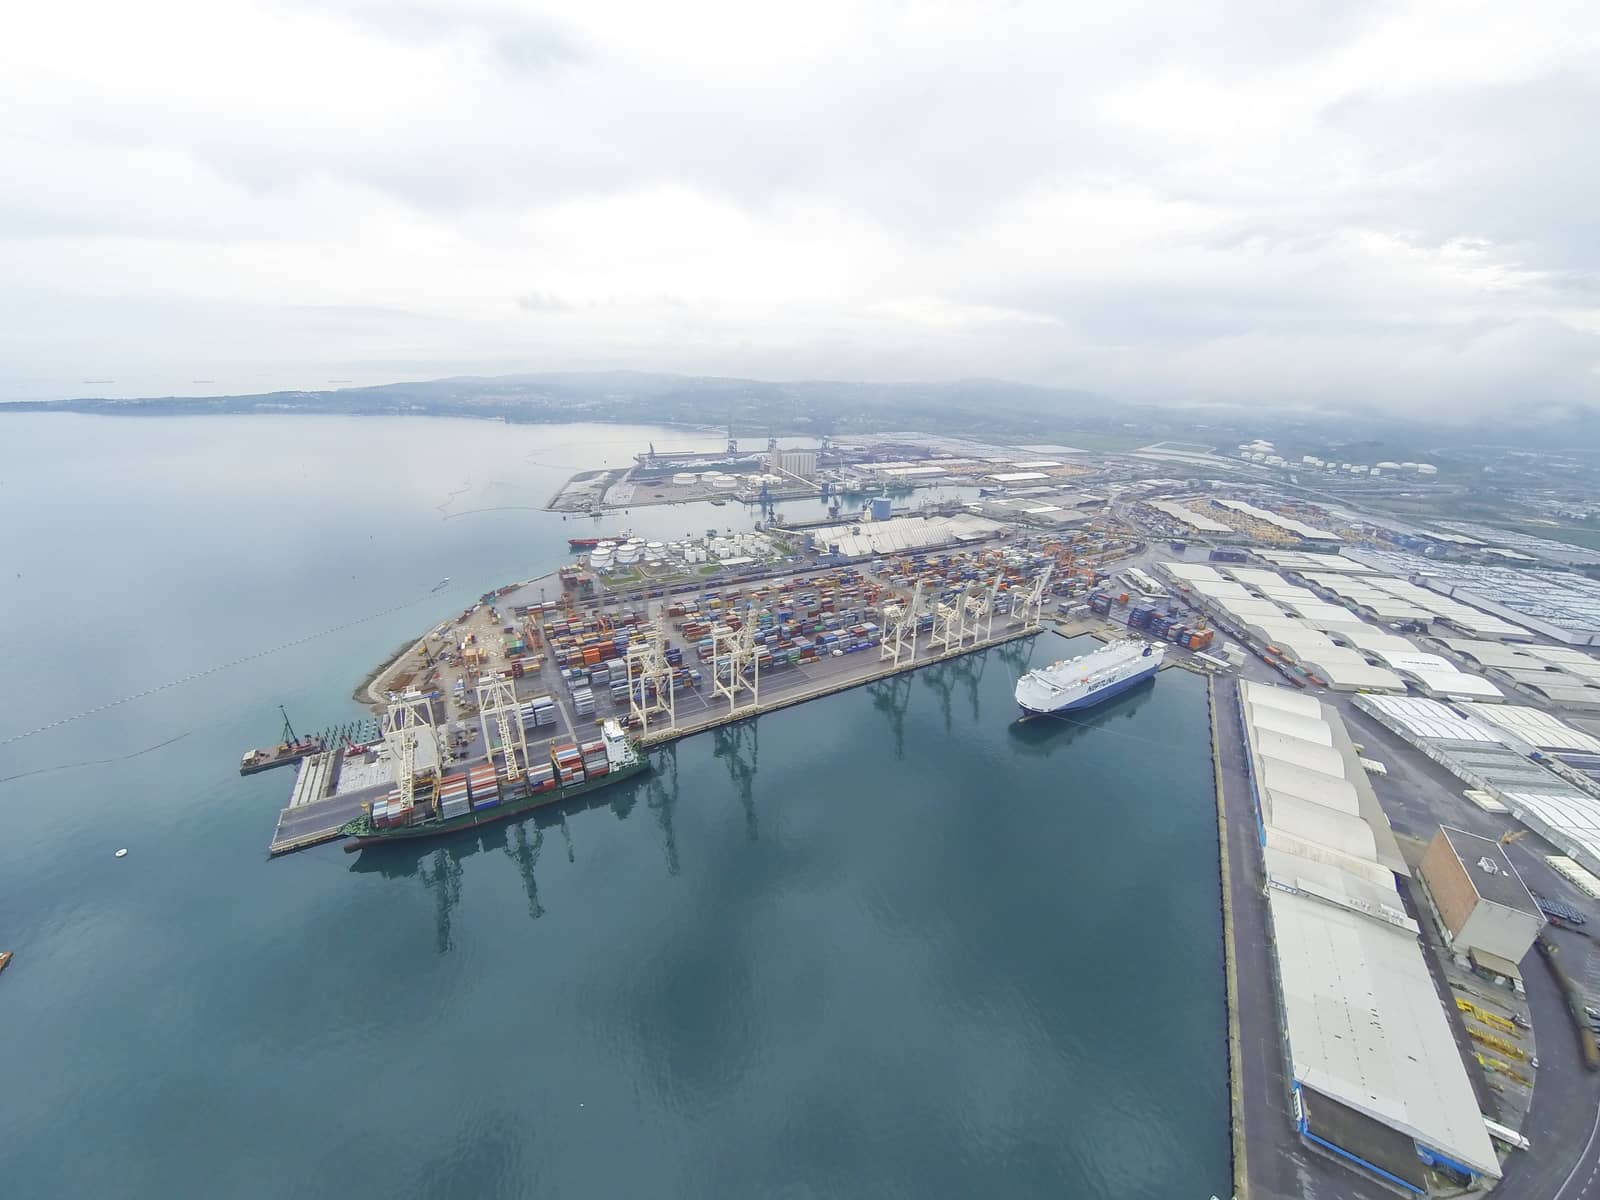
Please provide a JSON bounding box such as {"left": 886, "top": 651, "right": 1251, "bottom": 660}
{"left": 349, "top": 766, "right": 653, "bottom": 953}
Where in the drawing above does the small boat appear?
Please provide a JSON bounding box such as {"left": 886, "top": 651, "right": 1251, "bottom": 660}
{"left": 0, "top": 951, "right": 12, "bottom": 975}
{"left": 431, "top": 577, "right": 451, "bottom": 592}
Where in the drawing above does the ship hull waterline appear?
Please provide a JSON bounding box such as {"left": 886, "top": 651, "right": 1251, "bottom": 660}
{"left": 342, "top": 758, "right": 650, "bottom": 852}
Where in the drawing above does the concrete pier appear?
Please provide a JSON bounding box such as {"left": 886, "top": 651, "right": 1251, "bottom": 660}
{"left": 1209, "top": 674, "right": 1248, "bottom": 1200}
{"left": 268, "top": 598, "right": 1048, "bottom": 855}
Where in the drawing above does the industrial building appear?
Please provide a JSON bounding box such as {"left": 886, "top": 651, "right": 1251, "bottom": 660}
{"left": 768, "top": 448, "right": 818, "bottom": 479}
{"left": 1349, "top": 551, "right": 1600, "bottom": 646}
{"left": 1354, "top": 694, "right": 1600, "bottom": 878}
{"left": 803, "top": 514, "right": 1000, "bottom": 559}
{"left": 1156, "top": 560, "right": 1512, "bottom": 696}
{"left": 1417, "top": 826, "right": 1543, "bottom": 986}
{"left": 1435, "top": 638, "right": 1600, "bottom": 710}
{"left": 1238, "top": 682, "right": 1501, "bottom": 1189}
{"left": 1293, "top": 568, "right": 1527, "bottom": 640}
{"left": 1213, "top": 498, "right": 1342, "bottom": 545}
{"left": 1149, "top": 498, "right": 1232, "bottom": 534}
{"left": 1256, "top": 549, "right": 1377, "bottom": 574}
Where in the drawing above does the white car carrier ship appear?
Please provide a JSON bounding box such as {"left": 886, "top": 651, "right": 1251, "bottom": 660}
{"left": 1014, "top": 639, "right": 1163, "bottom": 716}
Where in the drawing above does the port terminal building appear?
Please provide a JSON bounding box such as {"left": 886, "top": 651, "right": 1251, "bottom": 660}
{"left": 1417, "top": 826, "right": 1544, "bottom": 990}
{"left": 1238, "top": 681, "right": 1502, "bottom": 1190}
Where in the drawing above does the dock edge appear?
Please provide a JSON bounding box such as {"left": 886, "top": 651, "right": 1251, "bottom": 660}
{"left": 1210, "top": 673, "right": 1248, "bottom": 1200}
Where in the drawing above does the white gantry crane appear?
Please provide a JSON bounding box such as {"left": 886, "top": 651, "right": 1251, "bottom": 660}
{"left": 1013, "top": 565, "right": 1053, "bottom": 631}
{"left": 476, "top": 675, "right": 529, "bottom": 783}
{"left": 930, "top": 574, "right": 1002, "bottom": 653}
{"left": 625, "top": 611, "right": 678, "bottom": 735}
{"left": 955, "top": 575, "right": 1002, "bottom": 647}
{"left": 383, "top": 691, "right": 439, "bottom": 811}
{"left": 928, "top": 579, "right": 966, "bottom": 653}
{"left": 880, "top": 578, "right": 923, "bottom": 669}
{"left": 712, "top": 606, "right": 761, "bottom": 715}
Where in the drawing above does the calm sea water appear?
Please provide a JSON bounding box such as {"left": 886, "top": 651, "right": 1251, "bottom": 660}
{"left": 0, "top": 414, "right": 1228, "bottom": 1198}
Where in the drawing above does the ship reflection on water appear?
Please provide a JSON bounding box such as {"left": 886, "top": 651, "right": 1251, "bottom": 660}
{"left": 349, "top": 764, "right": 662, "bottom": 952}
{"left": 344, "top": 632, "right": 1149, "bottom": 957}
{"left": 1006, "top": 676, "right": 1158, "bottom": 755}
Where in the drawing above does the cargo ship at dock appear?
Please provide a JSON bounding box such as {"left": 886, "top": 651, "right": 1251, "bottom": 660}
{"left": 567, "top": 531, "right": 631, "bottom": 550}
{"left": 1015, "top": 639, "right": 1163, "bottom": 716}
{"left": 340, "top": 719, "right": 648, "bottom": 850}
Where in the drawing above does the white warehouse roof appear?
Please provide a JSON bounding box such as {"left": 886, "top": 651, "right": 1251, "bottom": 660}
{"left": 1241, "top": 681, "right": 1496, "bottom": 1178}
{"left": 1193, "top": 580, "right": 1257, "bottom": 602}
{"left": 1259, "top": 761, "right": 1362, "bottom": 816}
{"left": 1458, "top": 704, "right": 1600, "bottom": 753}
{"left": 1150, "top": 499, "right": 1232, "bottom": 533}
{"left": 1333, "top": 626, "right": 1419, "bottom": 654}
{"left": 1368, "top": 651, "right": 1504, "bottom": 700}
{"left": 1264, "top": 793, "right": 1379, "bottom": 859}
{"left": 1219, "top": 598, "right": 1291, "bottom": 623}
{"left": 1264, "top": 831, "right": 1399, "bottom": 888}
{"left": 1269, "top": 889, "right": 1501, "bottom": 1178}
{"left": 1160, "top": 561, "right": 1224, "bottom": 583}
{"left": 1353, "top": 696, "right": 1499, "bottom": 742}
{"left": 1248, "top": 706, "right": 1335, "bottom": 746}
{"left": 1280, "top": 600, "right": 1361, "bottom": 628}
{"left": 1215, "top": 498, "right": 1341, "bottom": 541}
{"left": 1260, "top": 550, "right": 1375, "bottom": 573}
{"left": 1242, "top": 681, "right": 1323, "bottom": 717}
{"left": 1255, "top": 730, "right": 1348, "bottom": 778}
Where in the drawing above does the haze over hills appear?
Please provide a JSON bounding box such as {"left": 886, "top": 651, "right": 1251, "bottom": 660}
{"left": 6, "top": 370, "right": 1600, "bottom": 457}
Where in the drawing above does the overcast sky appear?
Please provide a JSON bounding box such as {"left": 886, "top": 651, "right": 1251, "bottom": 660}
{"left": 3, "top": 1, "right": 1598, "bottom": 414}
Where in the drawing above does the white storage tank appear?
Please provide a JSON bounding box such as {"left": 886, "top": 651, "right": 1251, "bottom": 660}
{"left": 672, "top": 472, "right": 696, "bottom": 486}
{"left": 713, "top": 476, "right": 738, "bottom": 490}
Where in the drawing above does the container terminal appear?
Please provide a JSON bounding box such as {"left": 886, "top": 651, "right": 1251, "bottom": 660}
{"left": 242, "top": 431, "right": 1600, "bottom": 1198}
{"left": 252, "top": 525, "right": 1167, "bottom": 857}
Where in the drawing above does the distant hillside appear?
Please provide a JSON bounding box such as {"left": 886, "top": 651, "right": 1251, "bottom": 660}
{"left": 0, "top": 371, "right": 1128, "bottom": 441}
{"left": 5, "top": 370, "right": 1596, "bottom": 453}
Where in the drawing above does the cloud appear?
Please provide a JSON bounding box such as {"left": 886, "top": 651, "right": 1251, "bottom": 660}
{"left": 0, "top": 0, "right": 1598, "bottom": 415}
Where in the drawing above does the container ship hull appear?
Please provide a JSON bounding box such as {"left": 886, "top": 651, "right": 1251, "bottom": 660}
{"left": 341, "top": 757, "right": 649, "bottom": 851}
{"left": 1015, "top": 640, "right": 1163, "bottom": 716}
